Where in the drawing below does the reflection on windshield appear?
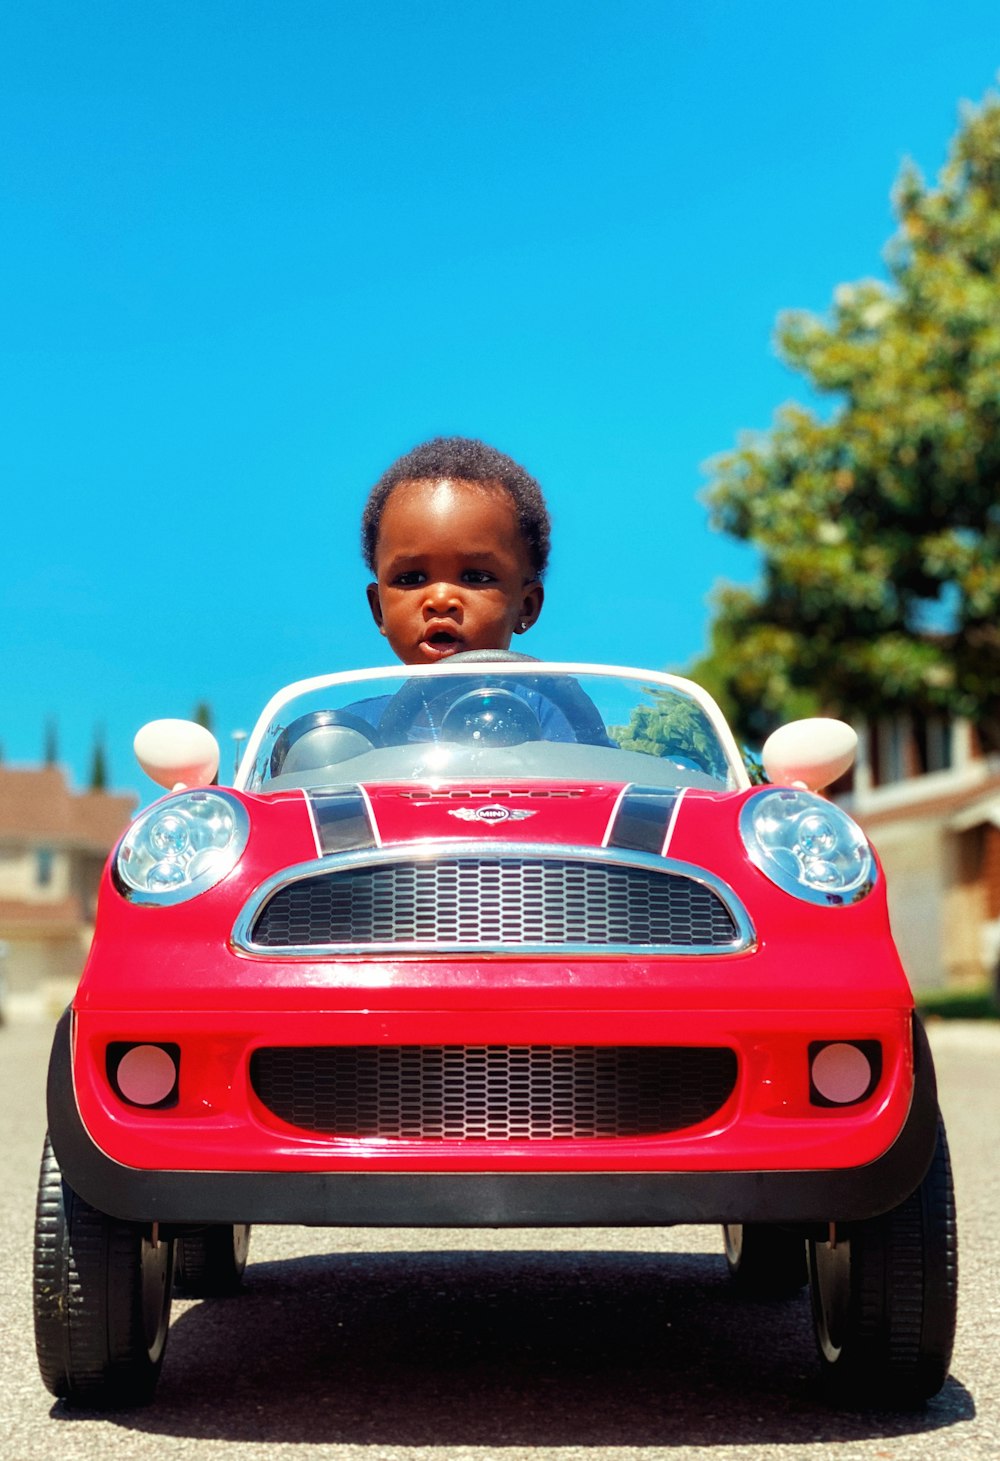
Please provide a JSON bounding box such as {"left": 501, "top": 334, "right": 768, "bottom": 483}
{"left": 608, "top": 689, "right": 729, "bottom": 779}
{"left": 244, "top": 670, "right": 737, "bottom": 793}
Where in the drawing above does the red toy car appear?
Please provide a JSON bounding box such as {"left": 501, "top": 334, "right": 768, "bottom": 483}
{"left": 33, "top": 656, "right": 956, "bottom": 1408}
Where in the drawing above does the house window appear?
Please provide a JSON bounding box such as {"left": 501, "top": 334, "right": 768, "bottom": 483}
{"left": 36, "top": 848, "right": 54, "bottom": 887}
{"left": 873, "top": 715, "right": 953, "bottom": 785}
{"left": 876, "top": 718, "right": 909, "bottom": 785}
{"left": 920, "top": 717, "right": 953, "bottom": 774}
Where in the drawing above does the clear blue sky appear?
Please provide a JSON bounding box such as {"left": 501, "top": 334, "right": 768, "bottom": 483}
{"left": 3, "top": 1, "right": 999, "bottom": 796}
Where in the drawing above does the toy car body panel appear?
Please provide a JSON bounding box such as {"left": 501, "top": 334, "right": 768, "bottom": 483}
{"left": 37, "top": 662, "right": 958, "bottom": 1408}
{"left": 49, "top": 663, "right": 932, "bottom": 1222}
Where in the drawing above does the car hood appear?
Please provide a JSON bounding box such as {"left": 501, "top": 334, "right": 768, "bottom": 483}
{"left": 332, "top": 780, "right": 697, "bottom": 855}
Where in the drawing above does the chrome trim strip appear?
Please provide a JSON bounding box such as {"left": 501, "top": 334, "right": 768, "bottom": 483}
{"left": 231, "top": 840, "right": 756, "bottom": 958}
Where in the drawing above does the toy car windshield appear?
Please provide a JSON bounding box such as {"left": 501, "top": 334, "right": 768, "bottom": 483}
{"left": 239, "top": 663, "right": 748, "bottom": 793}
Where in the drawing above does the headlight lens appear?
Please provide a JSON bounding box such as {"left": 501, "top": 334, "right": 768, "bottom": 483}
{"left": 117, "top": 791, "right": 250, "bottom": 904}
{"left": 739, "top": 789, "right": 875, "bottom": 905}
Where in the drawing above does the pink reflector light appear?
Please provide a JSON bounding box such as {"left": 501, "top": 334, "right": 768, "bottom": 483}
{"left": 116, "top": 1045, "right": 177, "bottom": 1106}
{"left": 811, "top": 1042, "right": 872, "bottom": 1104}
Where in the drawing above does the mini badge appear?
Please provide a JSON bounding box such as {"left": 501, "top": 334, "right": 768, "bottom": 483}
{"left": 448, "top": 804, "right": 536, "bottom": 824}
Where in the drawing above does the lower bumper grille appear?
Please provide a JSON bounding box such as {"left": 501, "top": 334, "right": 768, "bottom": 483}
{"left": 249, "top": 1044, "right": 738, "bottom": 1140}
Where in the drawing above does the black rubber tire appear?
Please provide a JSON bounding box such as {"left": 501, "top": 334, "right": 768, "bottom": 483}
{"left": 808, "top": 1112, "right": 958, "bottom": 1406}
{"left": 174, "top": 1224, "right": 251, "bottom": 1297}
{"left": 33, "top": 1135, "right": 174, "bottom": 1408}
{"left": 722, "top": 1222, "right": 808, "bottom": 1297}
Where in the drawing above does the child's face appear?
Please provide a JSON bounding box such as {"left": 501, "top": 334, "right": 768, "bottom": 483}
{"left": 366, "top": 478, "right": 543, "bottom": 665}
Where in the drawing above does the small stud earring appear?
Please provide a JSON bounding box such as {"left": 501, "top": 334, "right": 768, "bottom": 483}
{"left": 520, "top": 620, "right": 528, "bottom": 631}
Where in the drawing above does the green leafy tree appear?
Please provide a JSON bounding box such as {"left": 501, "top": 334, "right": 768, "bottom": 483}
{"left": 699, "top": 91, "right": 1000, "bottom": 749}
{"left": 44, "top": 717, "right": 59, "bottom": 767}
{"left": 192, "top": 701, "right": 214, "bottom": 732}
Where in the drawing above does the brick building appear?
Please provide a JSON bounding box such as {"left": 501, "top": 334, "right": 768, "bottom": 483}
{"left": 0, "top": 766, "right": 134, "bottom": 1008}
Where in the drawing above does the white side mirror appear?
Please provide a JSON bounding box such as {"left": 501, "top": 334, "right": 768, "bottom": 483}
{"left": 761, "top": 717, "right": 856, "bottom": 792}
{"left": 134, "top": 720, "right": 220, "bottom": 791}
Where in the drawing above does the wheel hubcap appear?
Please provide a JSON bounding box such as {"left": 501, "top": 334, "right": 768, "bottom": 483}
{"left": 809, "top": 1233, "right": 852, "bottom": 1362}
{"left": 232, "top": 1223, "right": 251, "bottom": 1273}
{"left": 722, "top": 1223, "right": 743, "bottom": 1267}
{"left": 140, "top": 1233, "right": 173, "bottom": 1361}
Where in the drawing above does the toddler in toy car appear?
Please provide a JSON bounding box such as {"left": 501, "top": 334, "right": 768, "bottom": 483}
{"left": 348, "top": 437, "right": 589, "bottom": 745}
{"left": 361, "top": 435, "right": 549, "bottom": 664}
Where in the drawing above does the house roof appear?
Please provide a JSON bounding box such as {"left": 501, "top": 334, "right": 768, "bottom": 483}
{"left": 855, "top": 770, "right": 1000, "bottom": 831}
{"left": 0, "top": 766, "right": 135, "bottom": 851}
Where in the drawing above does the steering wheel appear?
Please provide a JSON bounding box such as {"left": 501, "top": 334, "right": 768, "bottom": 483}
{"left": 376, "top": 649, "right": 610, "bottom": 747}
{"left": 269, "top": 710, "right": 381, "bottom": 777}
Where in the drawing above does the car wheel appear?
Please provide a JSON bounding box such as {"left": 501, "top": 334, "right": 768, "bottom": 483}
{"left": 174, "top": 1224, "right": 251, "bottom": 1297}
{"left": 807, "top": 1112, "right": 957, "bottom": 1406}
{"left": 33, "top": 1135, "right": 174, "bottom": 1407}
{"left": 722, "top": 1222, "right": 808, "bottom": 1297}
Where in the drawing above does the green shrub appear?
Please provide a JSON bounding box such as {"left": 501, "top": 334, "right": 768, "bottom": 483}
{"left": 916, "top": 985, "right": 999, "bottom": 1020}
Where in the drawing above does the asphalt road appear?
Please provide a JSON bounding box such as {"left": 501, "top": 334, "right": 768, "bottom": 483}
{"left": 1, "top": 1014, "right": 996, "bottom": 1461}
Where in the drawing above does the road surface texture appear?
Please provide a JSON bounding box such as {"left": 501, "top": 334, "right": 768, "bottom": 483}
{"left": 1, "top": 1013, "right": 995, "bottom": 1461}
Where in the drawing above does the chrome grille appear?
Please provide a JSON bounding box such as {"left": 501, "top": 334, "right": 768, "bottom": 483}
{"left": 248, "top": 856, "right": 740, "bottom": 950}
{"left": 249, "top": 1044, "right": 739, "bottom": 1139}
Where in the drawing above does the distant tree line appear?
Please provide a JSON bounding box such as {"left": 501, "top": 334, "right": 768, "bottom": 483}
{"left": 25, "top": 700, "right": 214, "bottom": 790}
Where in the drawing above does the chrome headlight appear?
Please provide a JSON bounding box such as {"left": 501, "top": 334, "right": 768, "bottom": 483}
{"left": 117, "top": 790, "right": 250, "bottom": 905}
{"left": 739, "top": 789, "right": 875, "bottom": 905}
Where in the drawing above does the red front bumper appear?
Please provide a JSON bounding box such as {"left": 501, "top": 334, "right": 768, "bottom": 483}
{"left": 47, "top": 1005, "right": 939, "bottom": 1227}
{"left": 49, "top": 938, "right": 939, "bottom": 1228}
{"left": 68, "top": 994, "right": 916, "bottom": 1176}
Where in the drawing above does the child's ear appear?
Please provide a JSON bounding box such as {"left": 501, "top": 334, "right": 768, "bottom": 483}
{"left": 515, "top": 581, "right": 544, "bottom": 634}
{"left": 366, "top": 582, "right": 387, "bottom": 634}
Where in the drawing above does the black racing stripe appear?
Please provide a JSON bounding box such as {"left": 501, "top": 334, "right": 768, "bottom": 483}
{"left": 308, "top": 790, "right": 376, "bottom": 854}
{"left": 607, "top": 787, "right": 678, "bottom": 855}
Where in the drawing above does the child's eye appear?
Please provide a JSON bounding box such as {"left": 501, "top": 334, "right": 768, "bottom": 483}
{"left": 392, "top": 571, "right": 426, "bottom": 586}
{"left": 462, "top": 570, "right": 495, "bottom": 584}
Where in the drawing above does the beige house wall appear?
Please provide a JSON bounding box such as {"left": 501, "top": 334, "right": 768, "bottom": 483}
{"left": 2, "top": 930, "right": 90, "bottom": 996}
{"left": 67, "top": 850, "right": 106, "bottom": 922}
{"left": 869, "top": 819, "right": 992, "bottom": 989}
{"left": 868, "top": 821, "right": 947, "bottom": 992}
{"left": 0, "top": 845, "right": 73, "bottom": 903}
{"left": 942, "top": 828, "right": 989, "bottom": 986}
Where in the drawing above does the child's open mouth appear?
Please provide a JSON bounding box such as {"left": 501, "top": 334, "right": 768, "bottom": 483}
{"left": 420, "top": 629, "right": 462, "bottom": 659}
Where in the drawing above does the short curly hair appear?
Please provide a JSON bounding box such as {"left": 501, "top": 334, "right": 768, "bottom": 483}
{"left": 361, "top": 436, "right": 551, "bottom": 579}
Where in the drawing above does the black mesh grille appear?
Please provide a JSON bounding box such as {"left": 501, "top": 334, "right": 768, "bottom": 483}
{"left": 249, "top": 1044, "right": 738, "bottom": 1139}
{"left": 249, "top": 857, "right": 739, "bottom": 949}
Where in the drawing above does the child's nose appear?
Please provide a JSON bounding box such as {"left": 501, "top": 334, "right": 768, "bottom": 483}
{"left": 423, "top": 581, "right": 461, "bottom": 613}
